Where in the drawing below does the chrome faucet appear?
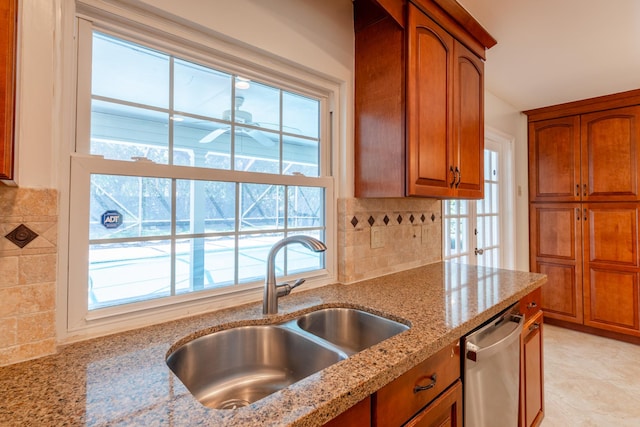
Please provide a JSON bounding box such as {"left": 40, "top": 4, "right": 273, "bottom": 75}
{"left": 263, "top": 235, "right": 327, "bottom": 315}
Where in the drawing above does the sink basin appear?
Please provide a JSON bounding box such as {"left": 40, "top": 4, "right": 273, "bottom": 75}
{"left": 166, "top": 325, "right": 345, "bottom": 409}
{"left": 295, "top": 307, "right": 409, "bottom": 355}
{"left": 167, "top": 307, "right": 410, "bottom": 409}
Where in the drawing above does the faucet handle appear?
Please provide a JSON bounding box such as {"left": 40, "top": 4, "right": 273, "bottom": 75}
{"left": 290, "top": 278, "right": 306, "bottom": 290}
{"left": 276, "top": 278, "right": 307, "bottom": 297}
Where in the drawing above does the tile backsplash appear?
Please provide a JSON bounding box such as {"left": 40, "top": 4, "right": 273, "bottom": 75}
{"left": 0, "top": 187, "right": 58, "bottom": 366}
{"left": 338, "top": 198, "right": 442, "bottom": 283}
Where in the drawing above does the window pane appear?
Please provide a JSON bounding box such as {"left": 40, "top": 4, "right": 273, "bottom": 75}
{"left": 287, "top": 230, "right": 325, "bottom": 274}
{"left": 283, "top": 135, "right": 319, "bottom": 177}
{"left": 235, "top": 80, "right": 279, "bottom": 130}
{"left": 91, "top": 100, "right": 169, "bottom": 163}
{"left": 240, "top": 183, "right": 285, "bottom": 231}
{"left": 176, "top": 180, "right": 235, "bottom": 234}
{"left": 175, "top": 237, "right": 235, "bottom": 294}
{"left": 238, "top": 233, "right": 283, "bottom": 283}
{"left": 174, "top": 59, "right": 232, "bottom": 119}
{"left": 89, "top": 240, "right": 172, "bottom": 309}
{"left": 234, "top": 126, "right": 280, "bottom": 173}
{"left": 283, "top": 92, "right": 319, "bottom": 138}
{"left": 92, "top": 32, "right": 169, "bottom": 108}
{"left": 173, "top": 115, "right": 231, "bottom": 168}
{"left": 288, "top": 186, "right": 323, "bottom": 228}
{"left": 89, "top": 175, "right": 172, "bottom": 240}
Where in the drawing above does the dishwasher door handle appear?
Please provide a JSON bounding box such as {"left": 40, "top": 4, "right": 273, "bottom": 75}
{"left": 465, "top": 314, "right": 523, "bottom": 362}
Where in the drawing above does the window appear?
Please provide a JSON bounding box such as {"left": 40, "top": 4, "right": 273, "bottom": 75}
{"left": 443, "top": 131, "right": 515, "bottom": 269}
{"left": 68, "top": 20, "right": 334, "bottom": 331}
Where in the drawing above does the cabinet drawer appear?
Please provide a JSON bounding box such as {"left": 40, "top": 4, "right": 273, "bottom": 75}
{"left": 519, "top": 288, "right": 542, "bottom": 320}
{"left": 374, "top": 341, "right": 460, "bottom": 427}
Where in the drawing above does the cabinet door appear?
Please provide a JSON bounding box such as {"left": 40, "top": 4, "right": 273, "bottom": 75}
{"left": 405, "top": 380, "right": 463, "bottom": 427}
{"left": 582, "top": 203, "right": 640, "bottom": 335}
{"left": 581, "top": 106, "right": 640, "bottom": 201}
{"left": 406, "top": 3, "right": 454, "bottom": 198}
{"left": 520, "top": 312, "right": 544, "bottom": 427}
{"left": 529, "top": 203, "right": 583, "bottom": 323}
{"left": 323, "top": 396, "right": 371, "bottom": 427}
{"left": 528, "top": 116, "right": 581, "bottom": 202}
{"left": 452, "top": 41, "right": 484, "bottom": 199}
{"left": 1, "top": 0, "right": 18, "bottom": 180}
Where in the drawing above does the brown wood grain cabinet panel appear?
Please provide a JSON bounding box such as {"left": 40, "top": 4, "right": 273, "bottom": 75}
{"left": 407, "top": 5, "right": 453, "bottom": 197}
{"left": 452, "top": 40, "right": 483, "bottom": 199}
{"left": 585, "top": 204, "right": 639, "bottom": 266}
{"left": 529, "top": 203, "right": 583, "bottom": 323}
{"left": 404, "top": 380, "right": 463, "bottom": 427}
{"left": 520, "top": 311, "right": 544, "bottom": 427}
{"left": 373, "top": 341, "right": 459, "bottom": 427}
{"left": 1, "top": 0, "right": 17, "bottom": 181}
{"left": 584, "top": 267, "right": 639, "bottom": 333}
{"left": 528, "top": 117, "right": 581, "bottom": 202}
{"left": 354, "top": 0, "right": 493, "bottom": 199}
{"left": 581, "top": 106, "right": 640, "bottom": 201}
{"left": 322, "top": 396, "right": 371, "bottom": 427}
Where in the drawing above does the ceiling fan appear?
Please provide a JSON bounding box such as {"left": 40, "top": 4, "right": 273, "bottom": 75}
{"left": 198, "top": 95, "right": 276, "bottom": 147}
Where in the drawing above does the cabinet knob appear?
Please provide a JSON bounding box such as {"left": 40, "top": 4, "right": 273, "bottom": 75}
{"left": 455, "top": 166, "right": 461, "bottom": 188}
{"left": 576, "top": 184, "right": 580, "bottom": 196}
{"left": 529, "top": 322, "right": 541, "bottom": 331}
{"left": 526, "top": 301, "right": 537, "bottom": 309}
{"left": 449, "top": 166, "right": 456, "bottom": 188}
{"left": 414, "top": 374, "right": 437, "bottom": 393}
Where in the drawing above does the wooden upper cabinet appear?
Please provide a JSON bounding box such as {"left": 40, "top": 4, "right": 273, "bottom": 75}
{"left": 527, "top": 99, "right": 640, "bottom": 203}
{"left": 528, "top": 116, "right": 581, "bottom": 202}
{"left": 452, "top": 41, "right": 484, "bottom": 199}
{"left": 354, "top": 0, "right": 495, "bottom": 199}
{"left": 406, "top": 5, "right": 453, "bottom": 197}
{"left": 581, "top": 106, "right": 640, "bottom": 201}
{"left": 1, "top": 0, "right": 18, "bottom": 181}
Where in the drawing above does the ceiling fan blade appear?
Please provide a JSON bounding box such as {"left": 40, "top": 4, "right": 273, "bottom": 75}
{"left": 199, "top": 127, "right": 229, "bottom": 143}
{"left": 246, "top": 129, "right": 276, "bottom": 147}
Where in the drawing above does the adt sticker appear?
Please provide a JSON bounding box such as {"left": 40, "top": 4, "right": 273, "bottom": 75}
{"left": 101, "top": 210, "right": 123, "bottom": 229}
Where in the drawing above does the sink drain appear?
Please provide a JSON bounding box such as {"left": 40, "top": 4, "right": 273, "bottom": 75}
{"left": 218, "top": 399, "right": 251, "bottom": 410}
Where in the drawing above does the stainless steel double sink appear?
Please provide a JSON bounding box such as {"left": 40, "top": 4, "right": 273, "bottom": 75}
{"left": 166, "top": 307, "right": 410, "bottom": 409}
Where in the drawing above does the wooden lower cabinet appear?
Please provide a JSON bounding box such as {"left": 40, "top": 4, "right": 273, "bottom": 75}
{"left": 520, "top": 311, "right": 544, "bottom": 427}
{"left": 323, "top": 396, "right": 371, "bottom": 427}
{"left": 530, "top": 202, "right": 640, "bottom": 338}
{"left": 405, "top": 380, "right": 463, "bottom": 427}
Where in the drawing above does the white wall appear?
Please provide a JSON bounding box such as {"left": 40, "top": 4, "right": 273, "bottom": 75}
{"left": 484, "top": 90, "right": 529, "bottom": 270}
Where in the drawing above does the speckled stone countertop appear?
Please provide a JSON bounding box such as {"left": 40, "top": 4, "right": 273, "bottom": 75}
{"left": 0, "top": 262, "right": 545, "bottom": 426}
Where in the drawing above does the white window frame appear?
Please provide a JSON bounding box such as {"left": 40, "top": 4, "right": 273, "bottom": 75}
{"left": 61, "top": 7, "right": 340, "bottom": 341}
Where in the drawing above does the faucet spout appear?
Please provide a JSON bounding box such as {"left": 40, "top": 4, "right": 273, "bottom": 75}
{"left": 263, "top": 235, "right": 327, "bottom": 315}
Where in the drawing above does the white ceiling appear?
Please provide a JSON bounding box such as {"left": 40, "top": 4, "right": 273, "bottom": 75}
{"left": 457, "top": 0, "right": 640, "bottom": 111}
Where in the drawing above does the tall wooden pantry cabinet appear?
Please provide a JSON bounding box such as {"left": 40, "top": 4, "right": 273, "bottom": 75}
{"left": 526, "top": 89, "right": 640, "bottom": 340}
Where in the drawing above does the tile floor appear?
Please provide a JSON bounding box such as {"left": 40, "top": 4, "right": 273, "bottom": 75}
{"left": 543, "top": 324, "right": 640, "bottom": 426}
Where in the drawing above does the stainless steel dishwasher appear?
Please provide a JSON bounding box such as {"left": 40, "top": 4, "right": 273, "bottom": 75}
{"left": 463, "top": 307, "right": 523, "bottom": 427}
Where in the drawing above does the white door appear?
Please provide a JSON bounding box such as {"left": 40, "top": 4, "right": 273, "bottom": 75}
{"left": 443, "top": 129, "right": 515, "bottom": 269}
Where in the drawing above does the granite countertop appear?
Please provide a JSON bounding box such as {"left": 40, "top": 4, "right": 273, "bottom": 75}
{"left": 0, "top": 262, "right": 546, "bottom": 426}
